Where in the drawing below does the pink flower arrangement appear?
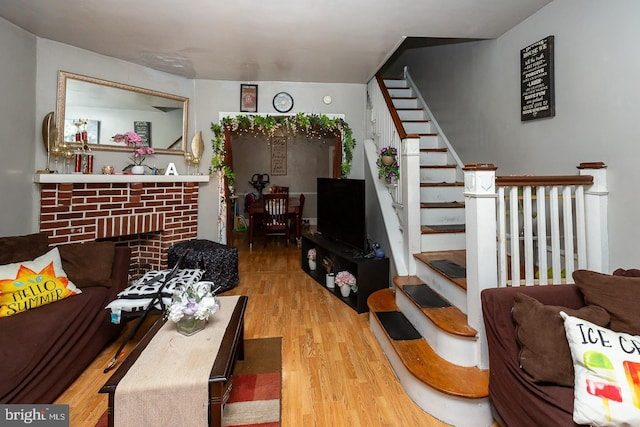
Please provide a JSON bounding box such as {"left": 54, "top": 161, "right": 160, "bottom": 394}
{"left": 112, "top": 131, "right": 154, "bottom": 166}
{"left": 335, "top": 271, "right": 357, "bottom": 292}
{"left": 307, "top": 248, "right": 316, "bottom": 260}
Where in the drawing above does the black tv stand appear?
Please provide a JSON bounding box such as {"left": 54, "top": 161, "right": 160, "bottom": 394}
{"left": 301, "top": 232, "right": 390, "bottom": 313}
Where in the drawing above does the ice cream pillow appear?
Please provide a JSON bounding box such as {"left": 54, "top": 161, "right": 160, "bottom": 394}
{"left": 561, "top": 312, "right": 640, "bottom": 426}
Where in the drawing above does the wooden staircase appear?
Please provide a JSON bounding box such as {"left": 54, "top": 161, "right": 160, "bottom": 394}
{"left": 367, "top": 77, "right": 493, "bottom": 426}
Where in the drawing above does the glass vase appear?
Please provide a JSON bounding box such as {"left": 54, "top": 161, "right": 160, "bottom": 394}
{"left": 176, "top": 316, "right": 206, "bottom": 336}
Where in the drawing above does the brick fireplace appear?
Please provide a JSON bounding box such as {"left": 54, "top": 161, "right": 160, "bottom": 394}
{"left": 35, "top": 175, "right": 209, "bottom": 271}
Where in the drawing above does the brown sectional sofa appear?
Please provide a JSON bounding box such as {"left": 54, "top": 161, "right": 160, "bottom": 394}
{"left": 0, "top": 233, "right": 130, "bottom": 403}
{"left": 481, "top": 284, "right": 585, "bottom": 427}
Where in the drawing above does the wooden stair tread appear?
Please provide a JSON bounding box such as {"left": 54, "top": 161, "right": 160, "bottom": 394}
{"left": 396, "top": 108, "right": 424, "bottom": 111}
{"left": 421, "top": 202, "right": 464, "bottom": 209}
{"left": 420, "top": 148, "right": 448, "bottom": 152}
{"left": 368, "top": 289, "right": 488, "bottom": 399}
{"left": 393, "top": 276, "right": 477, "bottom": 337}
{"left": 403, "top": 119, "right": 431, "bottom": 123}
{"left": 420, "top": 164, "right": 457, "bottom": 169}
{"left": 420, "top": 182, "right": 463, "bottom": 187}
{"left": 421, "top": 224, "right": 465, "bottom": 233}
{"left": 414, "top": 250, "right": 467, "bottom": 290}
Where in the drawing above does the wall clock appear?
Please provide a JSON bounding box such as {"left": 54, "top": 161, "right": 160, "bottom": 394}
{"left": 273, "top": 92, "right": 294, "bottom": 113}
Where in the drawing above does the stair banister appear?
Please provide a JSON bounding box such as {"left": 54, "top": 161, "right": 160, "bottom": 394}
{"left": 375, "top": 74, "right": 407, "bottom": 140}
{"left": 463, "top": 163, "right": 499, "bottom": 370}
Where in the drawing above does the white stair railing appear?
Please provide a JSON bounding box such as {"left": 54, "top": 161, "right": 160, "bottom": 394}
{"left": 367, "top": 75, "right": 422, "bottom": 276}
{"left": 368, "top": 76, "right": 404, "bottom": 207}
{"left": 465, "top": 162, "right": 609, "bottom": 368}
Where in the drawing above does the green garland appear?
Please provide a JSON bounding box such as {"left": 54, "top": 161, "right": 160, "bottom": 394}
{"left": 210, "top": 113, "right": 356, "bottom": 178}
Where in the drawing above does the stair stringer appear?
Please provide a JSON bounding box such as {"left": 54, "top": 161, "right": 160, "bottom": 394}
{"left": 369, "top": 315, "right": 493, "bottom": 427}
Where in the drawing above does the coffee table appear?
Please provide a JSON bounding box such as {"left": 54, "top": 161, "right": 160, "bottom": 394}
{"left": 100, "top": 295, "right": 248, "bottom": 427}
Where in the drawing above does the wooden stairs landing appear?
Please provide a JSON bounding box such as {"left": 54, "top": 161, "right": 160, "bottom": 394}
{"left": 368, "top": 288, "right": 488, "bottom": 399}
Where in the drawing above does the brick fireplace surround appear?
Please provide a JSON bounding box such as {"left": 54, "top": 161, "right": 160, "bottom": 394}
{"left": 34, "top": 174, "right": 210, "bottom": 271}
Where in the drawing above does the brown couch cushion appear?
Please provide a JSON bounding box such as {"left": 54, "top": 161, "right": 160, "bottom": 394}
{"left": 58, "top": 241, "right": 116, "bottom": 288}
{"left": 0, "top": 232, "right": 49, "bottom": 264}
{"left": 512, "top": 292, "right": 610, "bottom": 386}
{"left": 573, "top": 269, "right": 640, "bottom": 335}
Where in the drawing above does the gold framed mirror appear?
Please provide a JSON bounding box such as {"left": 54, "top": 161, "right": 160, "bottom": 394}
{"left": 56, "top": 71, "right": 189, "bottom": 154}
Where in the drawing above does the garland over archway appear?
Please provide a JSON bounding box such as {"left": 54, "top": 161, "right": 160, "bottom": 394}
{"left": 210, "top": 112, "right": 356, "bottom": 178}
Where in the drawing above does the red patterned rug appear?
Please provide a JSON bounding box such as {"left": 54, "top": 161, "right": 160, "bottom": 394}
{"left": 95, "top": 337, "right": 282, "bottom": 427}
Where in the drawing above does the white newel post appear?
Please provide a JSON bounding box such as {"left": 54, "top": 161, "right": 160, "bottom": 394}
{"left": 463, "top": 164, "right": 498, "bottom": 370}
{"left": 403, "top": 137, "right": 422, "bottom": 275}
{"left": 578, "top": 162, "right": 609, "bottom": 273}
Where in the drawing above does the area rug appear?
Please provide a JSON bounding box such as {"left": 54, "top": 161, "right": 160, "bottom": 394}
{"left": 95, "top": 337, "right": 282, "bottom": 427}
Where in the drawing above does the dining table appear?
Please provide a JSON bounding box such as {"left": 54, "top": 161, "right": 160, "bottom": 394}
{"left": 248, "top": 196, "right": 301, "bottom": 248}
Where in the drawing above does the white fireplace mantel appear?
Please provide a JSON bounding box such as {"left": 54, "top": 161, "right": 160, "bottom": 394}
{"left": 33, "top": 173, "right": 210, "bottom": 184}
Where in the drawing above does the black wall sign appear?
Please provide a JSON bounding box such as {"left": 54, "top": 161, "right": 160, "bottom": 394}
{"left": 521, "top": 36, "right": 555, "bottom": 121}
{"left": 134, "top": 121, "right": 152, "bottom": 147}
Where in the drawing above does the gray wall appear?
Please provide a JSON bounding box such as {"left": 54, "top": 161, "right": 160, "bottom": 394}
{"left": 0, "top": 18, "right": 36, "bottom": 236}
{"left": 386, "top": 0, "right": 640, "bottom": 271}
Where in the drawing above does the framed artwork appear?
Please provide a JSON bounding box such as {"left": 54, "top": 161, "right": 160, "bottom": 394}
{"left": 271, "top": 137, "right": 287, "bottom": 175}
{"left": 520, "top": 35, "right": 555, "bottom": 121}
{"left": 64, "top": 119, "right": 100, "bottom": 144}
{"left": 134, "top": 121, "right": 152, "bottom": 147}
{"left": 240, "top": 84, "right": 258, "bottom": 113}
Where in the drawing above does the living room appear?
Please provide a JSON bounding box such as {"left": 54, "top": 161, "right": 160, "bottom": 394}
{"left": 2, "top": 1, "right": 640, "bottom": 426}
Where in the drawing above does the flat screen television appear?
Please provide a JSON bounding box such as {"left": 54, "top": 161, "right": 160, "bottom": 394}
{"left": 316, "top": 177, "right": 367, "bottom": 253}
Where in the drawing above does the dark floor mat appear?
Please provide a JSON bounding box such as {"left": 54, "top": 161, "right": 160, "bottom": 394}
{"left": 427, "top": 224, "right": 465, "bottom": 231}
{"left": 376, "top": 311, "right": 422, "bottom": 341}
{"left": 430, "top": 259, "right": 466, "bottom": 279}
{"left": 403, "top": 284, "right": 451, "bottom": 308}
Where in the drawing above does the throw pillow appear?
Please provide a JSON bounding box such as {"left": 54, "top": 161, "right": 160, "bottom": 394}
{"left": 573, "top": 270, "right": 640, "bottom": 335}
{"left": 0, "top": 232, "right": 49, "bottom": 264}
{"left": 58, "top": 241, "right": 116, "bottom": 287}
{"left": 105, "top": 268, "right": 204, "bottom": 319}
{"left": 0, "top": 247, "right": 82, "bottom": 317}
{"left": 512, "top": 292, "right": 610, "bottom": 386}
{"left": 561, "top": 312, "right": 640, "bottom": 426}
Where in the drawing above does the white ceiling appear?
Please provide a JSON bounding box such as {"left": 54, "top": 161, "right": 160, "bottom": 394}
{"left": 0, "top": 0, "right": 551, "bottom": 83}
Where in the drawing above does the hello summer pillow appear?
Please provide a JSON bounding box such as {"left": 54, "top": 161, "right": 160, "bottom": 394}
{"left": 0, "top": 247, "right": 81, "bottom": 317}
{"left": 561, "top": 312, "right": 640, "bottom": 426}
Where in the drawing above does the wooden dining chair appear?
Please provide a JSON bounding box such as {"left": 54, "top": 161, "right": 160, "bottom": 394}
{"left": 270, "top": 185, "right": 289, "bottom": 195}
{"left": 289, "top": 193, "right": 305, "bottom": 241}
{"left": 262, "top": 193, "right": 290, "bottom": 246}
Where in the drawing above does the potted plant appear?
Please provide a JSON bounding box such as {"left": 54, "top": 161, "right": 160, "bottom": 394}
{"left": 165, "top": 282, "right": 220, "bottom": 336}
{"left": 322, "top": 255, "right": 335, "bottom": 288}
{"left": 379, "top": 146, "right": 397, "bottom": 165}
{"left": 307, "top": 248, "right": 317, "bottom": 270}
{"left": 335, "top": 271, "right": 357, "bottom": 297}
{"left": 376, "top": 146, "right": 400, "bottom": 184}
{"left": 112, "top": 131, "right": 155, "bottom": 174}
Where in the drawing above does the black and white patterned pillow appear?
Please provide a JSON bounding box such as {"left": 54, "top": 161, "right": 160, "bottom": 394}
{"left": 106, "top": 268, "right": 204, "bottom": 315}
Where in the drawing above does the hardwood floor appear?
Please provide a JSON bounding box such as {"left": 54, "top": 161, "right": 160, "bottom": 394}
{"left": 56, "top": 230, "right": 449, "bottom": 426}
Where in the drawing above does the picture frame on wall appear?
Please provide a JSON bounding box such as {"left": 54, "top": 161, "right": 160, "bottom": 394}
{"left": 134, "top": 121, "right": 152, "bottom": 147}
{"left": 64, "top": 119, "right": 100, "bottom": 144}
{"left": 240, "top": 84, "right": 258, "bottom": 113}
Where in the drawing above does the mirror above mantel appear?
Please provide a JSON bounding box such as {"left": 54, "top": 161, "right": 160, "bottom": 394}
{"left": 56, "top": 71, "right": 189, "bottom": 154}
